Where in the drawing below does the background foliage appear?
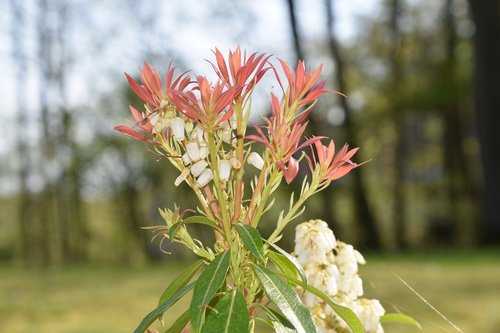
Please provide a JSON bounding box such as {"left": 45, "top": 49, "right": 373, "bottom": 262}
{"left": 0, "top": 0, "right": 499, "bottom": 332}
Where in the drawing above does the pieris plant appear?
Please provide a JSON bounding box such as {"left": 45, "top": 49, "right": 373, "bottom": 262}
{"left": 115, "top": 48, "right": 419, "bottom": 333}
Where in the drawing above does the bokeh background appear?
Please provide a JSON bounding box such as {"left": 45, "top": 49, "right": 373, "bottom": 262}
{"left": 1, "top": 0, "right": 499, "bottom": 332}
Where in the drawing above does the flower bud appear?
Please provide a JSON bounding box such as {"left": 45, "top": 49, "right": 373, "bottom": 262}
{"left": 197, "top": 169, "right": 213, "bottom": 187}
{"left": 171, "top": 117, "right": 185, "bottom": 141}
{"left": 219, "top": 159, "right": 231, "bottom": 181}
{"left": 174, "top": 168, "right": 189, "bottom": 186}
{"left": 186, "top": 142, "right": 200, "bottom": 161}
{"left": 230, "top": 157, "right": 241, "bottom": 170}
{"left": 191, "top": 160, "right": 208, "bottom": 177}
{"left": 182, "top": 153, "right": 192, "bottom": 165}
{"left": 248, "top": 152, "right": 264, "bottom": 170}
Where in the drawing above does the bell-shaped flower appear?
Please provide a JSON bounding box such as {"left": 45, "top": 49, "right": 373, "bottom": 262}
{"left": 196, "top": 169, "right": 213, "bottom": 187}
{"left": 191, "top": 160, "right": 208, "bottom": 177}
{"left": 186, "top": 142, "right": 201, "bottom": 161}
{"left": 248, "top": 152, "right": 264, "bottom": 170}
{"left": 171, "top": 117, "right": 185, "bottom": 141}
{"left": 218, "top": 159, "right": 231, "bottom": 182}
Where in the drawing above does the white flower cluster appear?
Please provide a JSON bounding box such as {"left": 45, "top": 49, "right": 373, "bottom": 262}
{"left": 151, "top": 110, "right": 242, "bottom": 188}
{"left": 294, "top": 220, "right": 385, "bottom": 333}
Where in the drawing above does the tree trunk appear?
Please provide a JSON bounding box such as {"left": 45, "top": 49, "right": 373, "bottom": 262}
{"left": 387, "top": 0, "right": 408, "bottom": 250}
{"left": 324, "top": 0, "right": 381, "bottom": 249}
{"left": 10, "top": 0, "right": 34, "bottom": 262}
{"left": 285, "top": 0, "right": 343, "bottom": 236}
{"left": 468, "top": 0, "right": 500, "bottom": 244}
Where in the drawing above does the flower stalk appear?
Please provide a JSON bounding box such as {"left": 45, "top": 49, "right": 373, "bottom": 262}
{"left": 112, "top": 48, "right": 406, "bottom": 333}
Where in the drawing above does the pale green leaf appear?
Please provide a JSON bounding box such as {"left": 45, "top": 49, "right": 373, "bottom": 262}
{"left": 266, "top": 241, "right": 307, "bottom": 286}
{"left": 280, "top": 273, "right": 365, "bottom": 333}
{"left": 190, "top": 251, "right": 230, "bottom": 333}
{"left": 381, "top": 313, "right": 422, "bottom": 329}
{"left": 235, "top": 224, "right": 265, "bottom": 261}
{"left": 164, "top": 309, "right": 190, "bottom": 333}
{"left": 169, "top": 215, "right": 222, "bottom": 240}
{"left": 252, "top": 264, "right": 316, "bottom": 333}
{"left": 260, "top": 306, "right": 298, "bottom": 333}
{"left": 267, "top": 251, "right": 298, "bottom": 284}
{"left": 159, "top": 259, "right": 204, "bottom": 306}
{"left": 133, "top": 282, "right": 194, "bottom": 333}
{"left": 202, "top": 289, "right": 249, "bottom": 333}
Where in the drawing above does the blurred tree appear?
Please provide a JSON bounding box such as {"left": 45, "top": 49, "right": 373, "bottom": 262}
{"left": 324, "top": 0, "right": 381, "bottom": 249}
{"left": 9, "top": 0, "right": 34, "bottom": 262}
{"left": 284, "top": 0, "right": 342, "bottom": 238}
{"left": 439, "top": 0, "right": 477, "bottom": 245}
{"left": 386, "top": 0, "right": 408, "bottom": 249}
{"left": 468, "top": 0, "right": 500, "bottom": 244}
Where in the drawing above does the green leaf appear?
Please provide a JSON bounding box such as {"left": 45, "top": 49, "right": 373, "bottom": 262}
{"left": 159, "top": 259, "right": 205, "bottom": 306}
{"left": 267, "top": 251, "right": 301, "bottom": 286}
{"left": 259, "top": 306, "right": 298, "bottom": 333}
{"left": 133, "top": 282, "right": 195, "bottom": 333}
{"left": 251, "top": 264, "right": 317, "bottom": 333}
{"left": 202, "top": 289, "right": 249, "bottom": 333}
{"left": 280, "top": 273, "right": 365, "bottom": 333}
{"left": 235, "top": 224, "right": 265, "bottom": 261}
{"left": 190, "top": 251, "right": 230, "bottom": 333}
{"left": 381, "top": 313, "right": 422, "bottom": 329}
{"left": 164, "top": 309, "right": 190, "bottom": 333}
{"left": 266, "top": 241, "right": 307, "bottom": 286}
{"left": 169, "top": 215, "right": 222, "bottom": 240}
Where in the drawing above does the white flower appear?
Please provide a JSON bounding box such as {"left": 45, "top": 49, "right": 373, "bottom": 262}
{"left": 182, "top": 153, "right": 192, "bottom": 165}
{"left": 219, "top": 159, "right": 231, "bottom": 181}
{"left": 199, "top": 146, "right": 209, "bottom": 159}
{"left": 171, "top": 117, "right": 185, "bottom": 141}
{"left": 186, "top": 142, "right": 200, "bottom": 161}
{"left": 354, "top": 299, "right": 385, "bottom": 333}
{"left": 191, "top": 160, "right": 208, "bottom": 177}
{"left": 174, "top": 169, "right": 190, "bottom": 186}
{"left": 248, "top": 152, "right": 264, "bottom": 170}
{"left": 218, "top": 123, "right": 233, "bottom": 144}
{"left": 193, "top": 125, "right": 206, "bottom": 143}
{"left": 230, "top": 157, "right": 241, "bottom": 170}
{"left": 197, "top": 168, "right": 213, "bottom": 187}
{"left": 150, "top": 113, "right": 170, "bottom": 134}
{"left": 295, "top": 220, "right": 336, "bottom": 265}
{"left": 307, "top": 263, "right": 339, "bottom": 296}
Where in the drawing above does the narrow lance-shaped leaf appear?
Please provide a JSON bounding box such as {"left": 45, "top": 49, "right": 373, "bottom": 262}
{"left": 258, "top": 305, "right": 298, "bottom": 333}
{"left": 202, "top": 289, "right": 249, "bottom": 333}
{"left": 251, "top": 263, "right": 317, "bottom": 333}
{"left": 266, "top": 241, "right": 307, "bottom": 286}
{"left": 267, "top": 251, "right": 300, "bottom": 286}
{"left": 381, "top": 313, "right": 422, "bottom": 329}
{"left": 164, "top": 309, "right": 190, "bottom": 333}
{"left": 280, "top": 273, "right": 365, "bottom": 333}
{"left": 159, "top": 259, "right": 205, "bottom": 305}
{"left": 169, "top": 215, "right": 222, "bottom": 240}
{"left": 133, "top": 282, "right": 195, "bottom": 333}
{"left": 190, "top": 251, "right": 230, "bottom": 333}
{"left": 235, "top": 223, "right": 265, "bottom": 261}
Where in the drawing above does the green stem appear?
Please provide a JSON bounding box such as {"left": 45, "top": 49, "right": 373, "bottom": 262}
{"left": 267, "top": 183, "right": 318, "bottom": 244}
{"left": 207, "top": 126, "right": 232, "bottom": 246}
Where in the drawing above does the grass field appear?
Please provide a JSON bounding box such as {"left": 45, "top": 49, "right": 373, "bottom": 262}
{"left": 1, "top": 250, "right": 499, "bottom": 333}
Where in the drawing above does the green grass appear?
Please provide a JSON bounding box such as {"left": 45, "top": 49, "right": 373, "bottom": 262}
{"left": 1, "top": 251, "right": 499, "bottom": 333}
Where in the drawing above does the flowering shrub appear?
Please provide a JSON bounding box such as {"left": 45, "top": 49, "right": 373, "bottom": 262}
{"left": 115, "top": 48, "right": 419, "bottom": 333}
